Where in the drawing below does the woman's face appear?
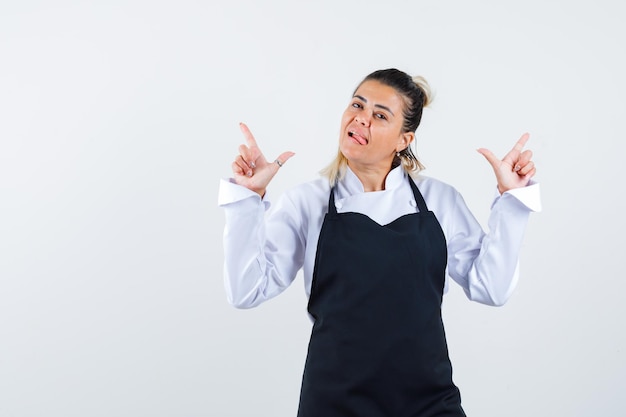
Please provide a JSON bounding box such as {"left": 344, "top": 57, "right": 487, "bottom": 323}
{"left": 339, "top": 80, "right": 414, "bottom": 172}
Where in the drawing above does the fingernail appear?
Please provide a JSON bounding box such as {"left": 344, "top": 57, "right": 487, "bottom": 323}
{"left": 514, "top": 165, "right": 521, "bottom": 171}
{"left": 250, "top": 161, "right": 256, "bottom": 168}
{"left": 247, "top": 170, "right": 253, "bottom": 177}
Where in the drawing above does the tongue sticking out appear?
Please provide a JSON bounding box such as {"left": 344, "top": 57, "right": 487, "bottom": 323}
{"left": 348, "top": 131, "right": 367, "bottom": 145}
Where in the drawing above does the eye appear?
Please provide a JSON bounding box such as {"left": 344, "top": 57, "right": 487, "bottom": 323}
{"left": 351, "top": 102, "right": 362, "bottom": 109}
{"left": 375, "top": 113, "right": 387, "bottom": 120}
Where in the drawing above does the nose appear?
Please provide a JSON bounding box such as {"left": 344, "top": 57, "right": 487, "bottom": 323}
{"left": 355, "top": 113, "right": 370, "bottom": 126}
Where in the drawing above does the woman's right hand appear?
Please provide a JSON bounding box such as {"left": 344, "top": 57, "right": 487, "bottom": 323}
{"left": 232, "top": 122, "right": 295, "bottom": 197}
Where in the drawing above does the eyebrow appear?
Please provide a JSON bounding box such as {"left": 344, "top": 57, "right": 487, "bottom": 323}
{"left": 353, "top": 95, "right": 395, "bottom": 116}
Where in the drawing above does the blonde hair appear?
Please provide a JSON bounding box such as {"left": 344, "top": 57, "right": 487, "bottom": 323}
{"left": 321, "top": 69, "right": 433, "bottom": 185}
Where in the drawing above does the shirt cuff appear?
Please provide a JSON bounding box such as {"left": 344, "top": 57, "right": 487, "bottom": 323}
{"left": 217, "top": 178, "right": 270, "bottom": 209}
{"left": 491, "top": 180, "right": 542, "bottom": 212}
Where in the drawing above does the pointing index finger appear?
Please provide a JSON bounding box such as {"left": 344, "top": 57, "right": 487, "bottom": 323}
{"left": 503, "top": 132, "right": 530, "bottom": 163}
{"left": 239, "top": 122, "right": 259, "bottom": 149}
{"left": 512, "top": 132, "right": 530, "bottom": 152}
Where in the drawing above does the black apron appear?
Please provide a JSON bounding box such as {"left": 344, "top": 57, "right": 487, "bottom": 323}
{"left": 297, "top": 177, "right": 466, "bottom": 417}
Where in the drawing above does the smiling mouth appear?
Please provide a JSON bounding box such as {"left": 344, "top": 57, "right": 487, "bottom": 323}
{"left": 348, "top": 131, "right": 368, "bottom": 145}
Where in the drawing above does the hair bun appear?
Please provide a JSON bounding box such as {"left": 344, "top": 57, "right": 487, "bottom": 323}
{"left": 411, "top": 75, "right": 433, "bottom": 108}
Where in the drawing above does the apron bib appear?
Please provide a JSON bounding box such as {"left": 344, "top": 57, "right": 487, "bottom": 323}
{"left": 297, "top": 177, "right": 466, "bottom": 417}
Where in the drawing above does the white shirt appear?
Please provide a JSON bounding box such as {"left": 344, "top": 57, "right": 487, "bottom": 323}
{"left": 218, "top": 166, "right": 541, "bottom": 311}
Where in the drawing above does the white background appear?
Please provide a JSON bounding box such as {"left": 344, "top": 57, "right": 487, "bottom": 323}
{"left": 1, "top": 1, "right": 624, "bottom": 416}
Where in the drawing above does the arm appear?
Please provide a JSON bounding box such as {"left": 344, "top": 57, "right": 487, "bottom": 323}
{"left": 448, "top": 133, "right": 541, "bottom": 306}
{"left": 446, "top": 183, "right": 541, "bottom": 306}
{"left": 219, "top": 122, "right": 300, "bottom": 308}
{"left": 219, "top": 180, "right": 306, "bottom": 308}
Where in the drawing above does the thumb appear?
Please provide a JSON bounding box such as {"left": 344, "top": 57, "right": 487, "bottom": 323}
{"left": 272, "top": 151, "right": 296, "bottom": 170}
{"left": 476, "top": 148, "right": 500, "bottom": 170}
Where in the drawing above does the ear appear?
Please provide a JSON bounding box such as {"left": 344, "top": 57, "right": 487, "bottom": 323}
{"left": 397, "top": 131, "right": 415, "bottom": 152}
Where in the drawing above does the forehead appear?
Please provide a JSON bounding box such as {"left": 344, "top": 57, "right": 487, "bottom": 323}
{"left": 353, "top": 80, "right": 405, "bottom": 112}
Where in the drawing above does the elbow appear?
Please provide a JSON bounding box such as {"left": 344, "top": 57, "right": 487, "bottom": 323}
{"left": 226, "top": 293, "right": 259, "bottom": 309}
{"left": 465, "top": 267, "right": 518, "bottom": 307}
{"left": 468, "top": 292, "right": 509, "bottom": 307}
{"left": 466, "top": 284, "right": 513, "bottom": 307}
{"left": 469, "top": 294, "right": 509, "bottom": 307}
{"left": 485, "top": 286, "right": 515, "bottom": 307}
{"left": 227, "top": 296, "right": 246, "bottom": 309}
{"left": 229, "top": 301, "right": 255, "bottom": 310}
{"left": 224, "top": 270, "right": 264, "bottom": 309}
{"left": 486, "top": 274, "right": 518, "bottom": 307}
{"left": 225, "top": 286, "right": 266, "bottom": 309}
{"left": 488, "top": 295, "right": 509, "bottom": 307}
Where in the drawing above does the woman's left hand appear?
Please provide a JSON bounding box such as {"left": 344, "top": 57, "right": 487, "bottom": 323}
{"left": 477, "top": 133, "right": 536, "bottom": 194}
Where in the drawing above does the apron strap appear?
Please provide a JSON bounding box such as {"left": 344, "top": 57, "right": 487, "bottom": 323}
{"left": 409, "top": 176, "right": 429, "bottom": 213}
{"left": 328, "top": 186, "right": 338, "bottom": 215}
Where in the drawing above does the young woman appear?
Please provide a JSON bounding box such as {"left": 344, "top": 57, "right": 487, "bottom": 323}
{"left": 218, "top": 68, "right": 540, "bottom": 416}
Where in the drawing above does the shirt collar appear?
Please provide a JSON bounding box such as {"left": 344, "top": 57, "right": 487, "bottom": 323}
{"left": 341, "top": 165, "right": 406, "bottom": 195}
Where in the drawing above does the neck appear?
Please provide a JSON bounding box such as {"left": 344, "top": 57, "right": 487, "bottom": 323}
{"left": 347, "top": 162, "right": 392, "bottom": 192}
